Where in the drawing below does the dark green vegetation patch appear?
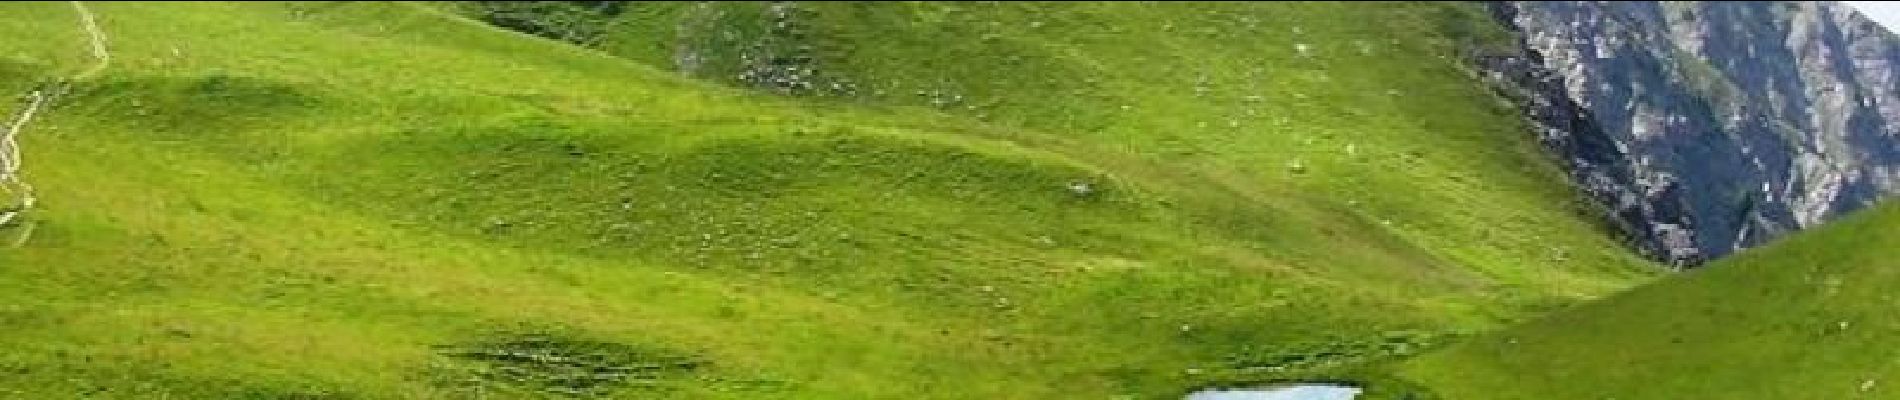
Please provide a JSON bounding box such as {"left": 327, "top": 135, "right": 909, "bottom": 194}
{"left": 433, "top": 329, "right": 707, "bottom": 398}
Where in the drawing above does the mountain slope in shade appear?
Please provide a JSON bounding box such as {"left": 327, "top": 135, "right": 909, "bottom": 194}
{"left": 1488, "top": 1, "right": 1900, "bottom": 264}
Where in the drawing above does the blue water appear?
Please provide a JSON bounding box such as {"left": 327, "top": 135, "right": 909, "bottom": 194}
{"left": 1184, "top": 384, "right": 1361, "bottom": 400}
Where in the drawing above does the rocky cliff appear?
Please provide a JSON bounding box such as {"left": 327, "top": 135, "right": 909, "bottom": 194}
{"left": 1482, "top": 1, "right": 1900, "bottom": 265}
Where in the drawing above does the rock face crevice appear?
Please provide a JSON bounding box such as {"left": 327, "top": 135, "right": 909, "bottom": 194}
{"left": 1472, "top": 3, "right": 1705, "bottom": 267}
{"left": 1480, "top": 1, "right": 1900, "bottom": 265}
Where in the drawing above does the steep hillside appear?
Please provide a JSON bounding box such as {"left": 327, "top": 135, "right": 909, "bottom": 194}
{"left": 488, "top": 1, "right": 1656, "bottom": 289}
{"left": 1484, "top": 1, "right": 1900, "bottom": 264}
{"left": 1401, "top": 201, "right": 1900, "bottom": 399}
{"left": 1, "top": 2, "right": 1655, "bottom": 398}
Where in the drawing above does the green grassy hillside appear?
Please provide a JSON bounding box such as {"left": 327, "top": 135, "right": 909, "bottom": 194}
{"left": 1402, "top": 202, "right": 1900, "bottom": 399}
{"left": 2, "top": 2, "right": 1655, "bottom": 398}
{"left": 567, "top": 1, "right": 1648, "bottom": 294}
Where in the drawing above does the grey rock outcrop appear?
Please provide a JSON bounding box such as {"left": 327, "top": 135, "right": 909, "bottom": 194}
{"left": 1483, "top": 1, "right": 1900, "bottom": 265}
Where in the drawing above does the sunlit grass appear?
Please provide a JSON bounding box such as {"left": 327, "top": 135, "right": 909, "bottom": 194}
{"left": 0, "top": 2, "right": 1658, "bottom": 398}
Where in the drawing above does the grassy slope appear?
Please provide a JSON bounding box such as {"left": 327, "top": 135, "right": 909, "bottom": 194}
{"left": 1402, "top": 202, "right": 1900, "bottom": 399}
{"left": 1, "top": 2, "right": 1652, "bottom": 398}
{"left": 596, "top": 1, "right": 1651, "bottom": 296}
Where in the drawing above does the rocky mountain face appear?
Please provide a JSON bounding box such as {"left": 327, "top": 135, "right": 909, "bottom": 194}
{"left": 1479, "top": 1, "right": 1900, "bottom": 266}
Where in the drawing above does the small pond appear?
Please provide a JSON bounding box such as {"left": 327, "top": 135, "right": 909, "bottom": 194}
{"left": 1184, "top": 383, "right": 1361, "bottom": 400}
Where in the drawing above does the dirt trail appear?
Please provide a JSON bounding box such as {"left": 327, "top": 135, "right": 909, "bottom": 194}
{"left": 0, "top": 1, "right": 109, "bottom": 245}
{"left": 72, "top": 1, "right": 108, "bottom": 79}
{"left": 0, "top": 91, "right": 49, "bottom": 229}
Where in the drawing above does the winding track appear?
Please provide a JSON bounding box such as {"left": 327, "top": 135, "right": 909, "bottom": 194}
{"left": 0, "top": 1, "right": 108, "bottom": 244}
{"left": 72, "top": 1, "right": 108, "bottom": 80}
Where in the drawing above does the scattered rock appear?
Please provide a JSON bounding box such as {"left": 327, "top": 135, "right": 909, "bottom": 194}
{"left": 163, "top": 327, "right": 193, "bottom": 339}
{"left": 1066, "top": 181, "right": 1096, "bottom": 196}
